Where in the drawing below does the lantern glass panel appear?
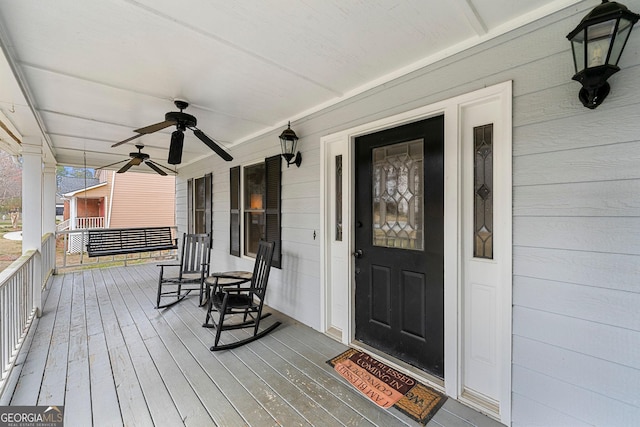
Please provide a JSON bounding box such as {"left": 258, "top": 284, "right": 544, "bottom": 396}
{"left": 571, "top": 34, "right": 586, "bottom": 72}
{"left": 571, "top": 31, "right": 584, "bottom": 73}
{"left": 586, "top": 20, "right": 616, "bottom": 67}
{"left": 280, "top": 138, "right": 297, "bottom": 156}
{"left": 610, "top": 18, "right": 634, "bottom": 65}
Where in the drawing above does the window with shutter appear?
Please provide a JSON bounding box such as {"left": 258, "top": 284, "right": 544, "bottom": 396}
{"left": 229, "top": 155, "right": 281, "bottom": 268}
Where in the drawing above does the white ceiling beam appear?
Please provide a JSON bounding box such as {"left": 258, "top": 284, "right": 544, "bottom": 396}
{"left": 454, "top": 0, "right": 488, "bottom": 36}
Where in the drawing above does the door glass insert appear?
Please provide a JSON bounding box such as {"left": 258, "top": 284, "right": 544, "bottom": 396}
{"left": 335, "top": 155, "right": 343, "bottom": 241}
{"left": 474, "top": 124, "right": 493, "bottom": 259}
{"left": 372, "top": 139, "right": 423, "bottom": 250}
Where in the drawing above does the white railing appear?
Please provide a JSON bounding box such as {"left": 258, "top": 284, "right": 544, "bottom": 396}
{"left": 41, "top": 233, "right": 56, "bottom": 286}
{"left": 56, "top": 217, "right": 104, "bottom": 233}
{"left": 0, "top": 250, "right": 38, "bottom": 397}
{"left": 75, "top": 217, "right": 104, "bottom": 229}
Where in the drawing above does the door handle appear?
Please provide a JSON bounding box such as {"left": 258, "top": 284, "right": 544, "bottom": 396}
{"left": 353, "top": 249, "right": 363, "bottom": 258}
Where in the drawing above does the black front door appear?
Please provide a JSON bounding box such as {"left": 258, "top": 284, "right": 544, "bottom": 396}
{"left": 354, "top": 115, "right": 444, "bottom": 378}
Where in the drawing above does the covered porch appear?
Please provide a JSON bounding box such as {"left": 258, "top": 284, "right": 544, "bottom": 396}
{"left": 3, "top": 263, "right": 500, "bottom": 427}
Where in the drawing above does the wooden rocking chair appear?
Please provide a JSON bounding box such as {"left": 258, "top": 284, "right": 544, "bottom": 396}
{"left": 203, "top": 240, "right": 281, "bottom": 351}
{"left": 156, "top": 233, "right": 211, "bottom": 308}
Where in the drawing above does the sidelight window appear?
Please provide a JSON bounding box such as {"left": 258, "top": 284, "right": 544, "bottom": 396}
{"left": 473, "top": 124, "right": 493, "bottom": 259}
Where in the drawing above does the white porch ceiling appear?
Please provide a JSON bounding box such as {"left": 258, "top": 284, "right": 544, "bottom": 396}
{"left": 0, "top": 0, "right": 582, "bottom": 172}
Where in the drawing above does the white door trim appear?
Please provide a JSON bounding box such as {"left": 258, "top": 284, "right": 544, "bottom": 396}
{"left": 320, "top": 81, "right": 512, "bottom": 424}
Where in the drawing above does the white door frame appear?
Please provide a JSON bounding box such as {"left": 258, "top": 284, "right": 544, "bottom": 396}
{"left": 320, "top": 81, "right": 512, "bottom": 424}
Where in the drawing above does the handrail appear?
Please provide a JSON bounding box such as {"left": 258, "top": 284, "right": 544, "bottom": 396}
{"left": 56, "top": 219, "right": 70, "bottom": 232}
{"left": 0, "top": 250, "right": 38, "bottom": 398}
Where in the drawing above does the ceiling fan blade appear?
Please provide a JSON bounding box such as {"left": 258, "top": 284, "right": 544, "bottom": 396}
{"left": 147, "top": 159, "right": 176, "bottom": 175}
{"left": 134, "top": 120, "right": 174, "bottom": 134}
{"left": 117, "top": 159, "right": 135, "bottom": 173}
{"left": 112, "top": 120, "right": 175, "bottom": 148}
{"left": 97, "top": 159, "right": 128, "bottom": 169}
{"left": 131, "top": 157, "right": 144, "bottom": 166}
{"left": 192, "top": 128, "right": 233, "bottom": 161}
{"left": 145, "top": 161, "right": 168, "bottom": 176}
{"left": 111, "top": 133, "right": 143, "bottom": 148}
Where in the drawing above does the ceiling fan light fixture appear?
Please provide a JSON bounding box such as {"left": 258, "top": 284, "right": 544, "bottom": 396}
{"left": 168, "top": 130, "right": 184, "bottom": 164}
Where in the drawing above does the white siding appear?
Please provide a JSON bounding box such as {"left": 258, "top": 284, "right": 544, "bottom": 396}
{"left": 178, "top": 2, "right": 640, "bottom": 424}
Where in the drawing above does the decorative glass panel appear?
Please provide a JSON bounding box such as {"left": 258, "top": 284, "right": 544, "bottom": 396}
{"left": 372, "top": 140, "right": 423, "bottom": 250}
{"left": 474, "top": 124, "right": 493, "bottom": 259}
{"left": 335, "top": 155, "right": 343, "bottom": 241}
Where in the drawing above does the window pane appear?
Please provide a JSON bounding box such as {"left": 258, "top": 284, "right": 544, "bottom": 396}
{"left": 244, "top": 212, "right": 264, "bottom": 257}
{"left": 474, "top": 124, "right": 493, "bottom": 259}
{"left": 194, "top": 176, "right": 206, "bottom": 233}
{"left": 244, "top": 163, "right": 265, "bottom": 257}
{"left": 244, "top": 163, "right": 265, "bottom": 211}
{"left": 372, "top": 139, "right": 423, "bottom": 250}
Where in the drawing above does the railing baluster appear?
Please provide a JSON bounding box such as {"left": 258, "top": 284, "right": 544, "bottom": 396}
{"left": 0, "top": 250, "right": 40, "bottom": 396}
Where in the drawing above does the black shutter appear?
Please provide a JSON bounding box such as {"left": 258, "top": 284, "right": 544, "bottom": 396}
{"left": 264, "top": 155, "right": 282, "bottom": 268}
{"left": 205, "top": 172, "right": 213, "bottom": 238}
{"left": 187, "top": 178, "right": 194, "bottom": 233}
{"left": 230, "top": 166, "right": 240, "bottom": 257}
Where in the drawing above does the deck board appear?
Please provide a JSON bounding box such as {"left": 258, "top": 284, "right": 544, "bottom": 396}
{"left": 65, "top": 272, "right": 92, "bottom": 427}
{"left": 9, "top": 274, "right": 64, "bottom": 405}
{"left": 87, "top": 332, "right": 122, "bottom": 427}
{"left": 7, "top": 263, "right": 501, "bottom": 427}
{"left": 38, "top": 273, "right": 72, "bottom": 406}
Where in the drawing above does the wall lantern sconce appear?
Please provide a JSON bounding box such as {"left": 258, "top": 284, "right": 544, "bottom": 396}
{"left": 279, "top": 121, "right": 302, "bottom": 168}
{"left": 567, "top": 0, "right": 639, "bottom": 109}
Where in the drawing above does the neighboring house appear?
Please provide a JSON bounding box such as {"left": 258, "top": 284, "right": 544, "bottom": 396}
{"left": 56, "top": 175, "right": 100, "bottom": 223}
{"left": 58, "top": 170, "right": 175, "bottom": 251}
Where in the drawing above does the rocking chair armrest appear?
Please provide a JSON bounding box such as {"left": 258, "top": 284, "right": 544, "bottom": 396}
{"left": 220, "top": 287, "right": 254, "bottom": 294}
{"left": 158, "top": 262, "right": 181, "bottom": 267}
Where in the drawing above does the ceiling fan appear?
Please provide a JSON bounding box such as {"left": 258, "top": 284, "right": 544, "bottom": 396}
{"left": 112, "top": 99, "right": 233, "bottom": 164}
{"left": 99, "top": 144, "right": 175, "bottom": 176}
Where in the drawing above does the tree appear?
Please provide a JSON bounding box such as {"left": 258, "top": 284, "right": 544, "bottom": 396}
{"left": 0, "top": 151, "right": 22, "bottom": 214}
{"left": 56, "top": 166, "right": 95, "bottom": 179}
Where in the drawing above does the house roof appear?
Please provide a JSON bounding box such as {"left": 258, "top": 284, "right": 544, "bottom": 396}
{"left": 57, "top": 176, "right": 100, "bottom": 195}
{"left": 56, "top": 176, "right": 102, "bottom": 203}
{"left": 62, "top": 181, "right": 107, "bottom": 198}
{"left": 0, "top": 1, "right": 583, "bottom": 171}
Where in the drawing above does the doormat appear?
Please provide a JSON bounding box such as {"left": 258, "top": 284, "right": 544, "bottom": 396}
{"left": 328, "top": 348, "right": 447, "bottom": 424}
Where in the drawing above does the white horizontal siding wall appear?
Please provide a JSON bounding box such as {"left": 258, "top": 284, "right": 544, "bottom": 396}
{"left": 177, "top": 1, "right": 640, "bottom": 425}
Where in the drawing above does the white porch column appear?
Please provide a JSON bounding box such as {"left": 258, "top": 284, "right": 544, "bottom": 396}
{"left": 43, "top": 164, "right": 57, "bottom": 235}
{"left": 70, "top": 197, "right": 77, "bottom": 229}
{"left": 21, "top": 137, "right": 43, "bottom": 316}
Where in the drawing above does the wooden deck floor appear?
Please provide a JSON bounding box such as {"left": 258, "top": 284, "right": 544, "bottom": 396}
{"left": 6, "top": 264, "right": 503, "bottom": 427}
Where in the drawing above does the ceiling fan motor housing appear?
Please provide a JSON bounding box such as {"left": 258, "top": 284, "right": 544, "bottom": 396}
{"left": 165, "top": 111, "right": 197, "bottom": 130}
